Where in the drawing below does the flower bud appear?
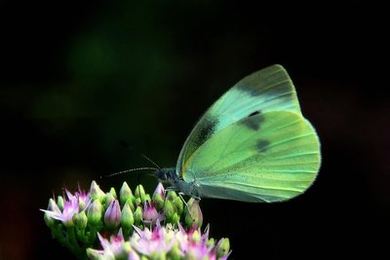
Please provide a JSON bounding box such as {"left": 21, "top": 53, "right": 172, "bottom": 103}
{"left": 73, "top": 211, "right": 88, "bottom": 230}
{"left": 154, "top": 183, "right": 165, "bottom": 198}
{"left": 185, "top": 198, "right": 203, "bottom": 229}
{"left": 87, "top": 199, "right": 103, "bottom": 226}
{"left": 89, "top": 181, "right": 105, "bottom": 201}
{"left": 207, "top": 238, "right": 215, "bottom": 248}
{"left": 172, "top": 196, "right": 184, "bottom": 215}
{"left": 143, "top": 202, "right": 159, "bottom": 224}
{"left": 56, "top": 196, "right": 64, "bottom": 211}
{"left": 104, "top": 193, "right": 115, "bottom": 210}
{"left": 121, "top": 202, "right": 134, "bottom": 230}
{"left": 86, "top": 248, "right": 103, "bottom": 259}
{"left": 167, "top": 191, "right": 178, "bottom": 201}
{"left": 152, "top": 194, "right": 165, "bottom": 211}
{"left": 163, "top": 200, "right": 175, "bottom": 222}
{"left": 216, "top": 238, "right": 230, "bottom": 258}
{"left": 133, "top": 206, "right": 143, "bottom": 225}
{"left": 104, "top": 200, "right": 121, "bottom": 229}
{"left": 44, "top": 211, "right": 55, "bottom": 228}
{"left": 47, "top": 198, "right": 60, "bottom": 211}
{"left": 144, "top": 194, "right": 151, "bottom": 203}
{"left": 170, "top": 212, "right": 180, "bottom": 225}
{"left": 134, "top": 197, "right": 142, "bottom": 207}
{"left": 134, "top": 184, "right": 146, "bottom": 203}
{"left": 120, "top": 182, "right": 133, "bottom": 206}
{"left": 109, "top": 187, "right": 117, "bottom": 198}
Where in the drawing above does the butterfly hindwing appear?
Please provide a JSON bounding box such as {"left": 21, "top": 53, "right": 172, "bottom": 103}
{"left": 177, "top": 65, "right": 302, "bottom": 175}
{"left": 182, "top": 111, "right": 321, "bottom": 202}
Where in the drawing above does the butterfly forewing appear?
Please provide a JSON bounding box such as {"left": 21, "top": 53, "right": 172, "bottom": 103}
{"left": 177, "top": 65, "right": 302, "bottom": 176}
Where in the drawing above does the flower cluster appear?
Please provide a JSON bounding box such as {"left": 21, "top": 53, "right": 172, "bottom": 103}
{"left": 87, "top": 223, "right": 230, "bottom": 260}
{"left": 42, "top": 181, "right": 231, "bottom": 259}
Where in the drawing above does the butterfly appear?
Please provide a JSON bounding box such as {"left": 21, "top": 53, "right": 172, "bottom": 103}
{"left": 156, "top": 64, "right": 321, "bottom": 202}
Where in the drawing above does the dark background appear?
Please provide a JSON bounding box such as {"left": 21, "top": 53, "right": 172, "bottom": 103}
{"left": 0, "top": 1, "right": 387, "bottom": 259}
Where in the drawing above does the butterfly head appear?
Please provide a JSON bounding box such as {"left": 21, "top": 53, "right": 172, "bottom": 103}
{"left": 155, "top": 167, "right": 177, "bottom": 183}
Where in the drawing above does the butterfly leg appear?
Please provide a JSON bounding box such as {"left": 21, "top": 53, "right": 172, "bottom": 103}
{"left": 178, "top": 193, "right": 189, "bottom": 208}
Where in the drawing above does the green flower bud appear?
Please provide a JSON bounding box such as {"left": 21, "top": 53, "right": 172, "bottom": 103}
{"left": 86, "top": 248, "right": 104, "bottom": 260}
{"left": 44, "top": 211, "right": 55, "bottom": 228}
{"left": 144, "top": 194, "right": 151, "bottom": 203}
{"left": 104, "top": 193, "right": 115, "bottom": 210}
{"left": 56, "top": 196, "right": 64, "bottom": 211}
{"left": 170, "top": 212, "right": 180, "bottom": 225}
{"left": 184, "top": 198, "right": 203, "bottom": 229}
{"left": 109, "top": 187, "right": 117, "bottom": 198}
{"left": 166, "top": 191, "right": 177, "bottom": 201}
{"left": 134, "top": 184, "right": 146, "bottom": 202}
{"left": 87, "top": 200, "right": 103, "bottom": 226}
{"left": 216, "top": 238, "right": 230, "bottom": 257}
{"left": 120, "top": 182, "right": 133, "bottom": 206}
{"left": 134, "top": 206, "right": 143, "bottom": 225}
{"left": 73, "top": 211, "right": 88, "bottom": 230}
{"left": 135, "top": 197, "right": 142, "bottom": 207}
{"left": 163, "top": 200, "right": 175, "bottom": 222}
{"left": 89, "top": 181, "right": 105, "bottom": 201}
{"left": 206, "top": 238, "right": 215, "bottom": 248}
{"left": 121, "top": 202, "right": 134, "bottom": 230}
{"left": 78, "top": 200, "right": 87, "bottom": 211}
{"left": 126, "top": 198, "right": 135, "bottom": 211}
{"left": 152, "top": 193, "right": 165, "bottom": 211}
{"left": 172, "top": 196, "right": 184, "bottom": 215}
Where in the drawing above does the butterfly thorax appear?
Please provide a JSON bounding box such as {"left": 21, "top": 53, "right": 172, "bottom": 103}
{"left": 155, "top": 167, "right": 201, "bottom": 199}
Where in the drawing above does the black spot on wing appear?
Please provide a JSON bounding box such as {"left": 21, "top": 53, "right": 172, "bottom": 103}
{"left": 248, "top": 111, "right": 260, "bottom": 117}
{"left": 256, "top": 139, "right": 270, "bottom": 152}
{"left": 199, "top": 117, "right": 217, "bottom": 140}
{"left": 181, "top": 116, "right": 219, "bottom": 164}
{"left": 242, "top": 111, "right": 265, "bottom": 131}
{"left": 192, "top": 116, "right": 218, "bottom": 148}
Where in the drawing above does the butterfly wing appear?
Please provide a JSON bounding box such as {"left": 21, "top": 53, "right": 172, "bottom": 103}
{"left": 176, "top": 65, "right": 302, "bottom": 176}
{"left": 182, "top": 111, "right": 321, "bottom": 202}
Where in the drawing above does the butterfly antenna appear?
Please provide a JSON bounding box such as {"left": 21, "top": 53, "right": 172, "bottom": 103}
{"left": 102, "top": 167, "right": 158, "bottom": 178}
{"left": 140, "top": 153, "right": 161, "bottom": 170}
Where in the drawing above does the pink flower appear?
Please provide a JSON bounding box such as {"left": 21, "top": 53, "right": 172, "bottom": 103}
{"left": 41, "top": 190, "right": 82, "bottom": 226}
{"left": 87, "top": 229, "right": 135, "bottom": 259}
{"left": 142, "top": 202, "right": 160, "bottom": 224}
{"left": 130, "top": 223, "right": 175, "bottom": 255}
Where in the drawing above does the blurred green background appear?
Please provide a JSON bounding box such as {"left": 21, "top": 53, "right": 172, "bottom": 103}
{"left": 0, "top": 1, "right": 387, "bottom": 259}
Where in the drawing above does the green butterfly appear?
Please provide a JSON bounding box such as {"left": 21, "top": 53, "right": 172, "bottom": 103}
{"left": 156, "top": 64, "right": 321, "bottom": 202}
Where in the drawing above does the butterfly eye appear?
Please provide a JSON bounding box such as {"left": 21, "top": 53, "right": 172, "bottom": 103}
{"left": 156, "top": 170, "right": 167, "bottom": 181}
